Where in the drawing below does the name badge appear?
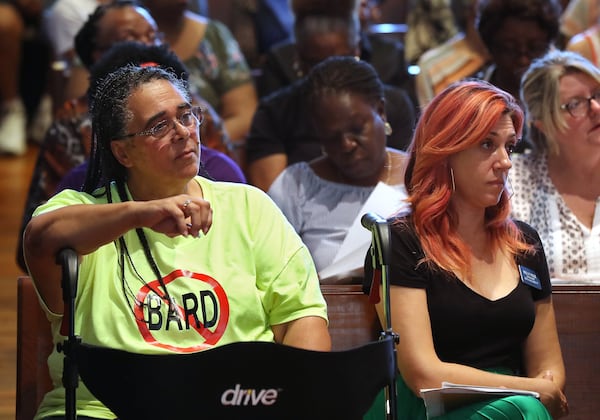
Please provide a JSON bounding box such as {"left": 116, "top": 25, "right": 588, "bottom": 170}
{"left": 519, "top": 265, "right": 542, "bottom": 290}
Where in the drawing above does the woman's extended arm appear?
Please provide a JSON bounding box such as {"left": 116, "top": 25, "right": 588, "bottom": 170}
{"left": 23, "top": 195, "right": 212, "bottom": 314}
{"left": 220, "top": 82, "right": 257, "bottom": 142}
{"left": 247, "top": 154, "right": 287, "bottom": 192}
{"left": 522, "top": 296, "right": 568, "bottom": 415}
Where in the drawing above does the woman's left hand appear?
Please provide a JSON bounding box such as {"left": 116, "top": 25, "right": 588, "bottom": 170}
{"left": 533, "top": 376, "right": 569, "bottom": 418}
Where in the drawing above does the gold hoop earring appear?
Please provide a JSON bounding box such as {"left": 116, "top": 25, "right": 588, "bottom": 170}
{"left": 450, "top": 167, "right": 456, "bottom": 192}
{"left": 384, "top": 122, "right": 392, "bottom": 136}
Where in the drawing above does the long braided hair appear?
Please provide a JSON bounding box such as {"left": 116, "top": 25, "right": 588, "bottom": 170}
{"left": 85, "top": 65, "right": 190, "bottom": 321}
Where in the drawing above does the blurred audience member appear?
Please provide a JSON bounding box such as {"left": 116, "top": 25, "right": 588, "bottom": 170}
{"left": 228, "top": 0, "right": 295, "bottom": 69}
{"left": 475, "top": 0, "right": 562, "bottom": 107}
{"left": 0, "top": 0, "right": 48, "bottom": 155}
{"left": 258, "top": 0, "right": 413, "bottom": 102}
{"left": 404, "top": 0, "right": 457, "bottom": 65}
{"left": 246, "top": 3, "right": 415, "bottom": 192}
{"left": 475, "top": 0, "right": 562, "bottom": 152}
{"left": 44, "top": 0, "right": 208, "bottom": 108}
{"left": 141, "top": 0, "right": 258, "bottom": 145}
{"left": 415, "top": 0, "right": 490, "bottom": 107}
{"left": 268, "top": 57, "right": 409, "bottom": 279}
{"left": 559, "top": 0, "right": 599, "bottom": 45}
{"left": 513, "top": 50, "right": 600, "bottom": 283}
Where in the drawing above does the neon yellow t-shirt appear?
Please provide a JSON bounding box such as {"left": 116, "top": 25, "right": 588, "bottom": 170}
{"left": 30, "top": 177, "right": 327, "bottom": 419}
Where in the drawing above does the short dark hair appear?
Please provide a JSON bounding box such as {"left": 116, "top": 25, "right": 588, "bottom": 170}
{"left": 476, "top": 0, "right": 561, "bottom": 50}
{"left": 291, "top": 0, "right": 360, "bottom": 49}
{"left": 306, "top": 56, "right": 384, "bottom": 116}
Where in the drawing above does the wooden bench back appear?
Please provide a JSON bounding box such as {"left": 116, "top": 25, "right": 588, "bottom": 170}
{"left": 322, "top": 283, "right": 600, "bottom": 420}
{"left": 17, "top": 278, "right": 599, "bottom": 420}
{"left": 16, "top": 276, "right": 53, "bottom": 420}
{"left": 552, "top": 285, "right": 600, "bottom": 420}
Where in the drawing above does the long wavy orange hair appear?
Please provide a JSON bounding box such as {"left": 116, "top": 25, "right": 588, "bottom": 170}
{"left": 403, "top": 80, "right": 531, "bottom": 278}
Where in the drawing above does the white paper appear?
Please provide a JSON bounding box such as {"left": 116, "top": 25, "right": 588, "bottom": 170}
{"left": 420, "top": 382, "right": 540, "bottom": 418}
{"left": 318, "top": 182, "right": 409, "bottom": 280}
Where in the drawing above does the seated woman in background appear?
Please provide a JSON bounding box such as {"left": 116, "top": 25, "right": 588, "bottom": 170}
{"left": 474, "top": 0, "right": 561, "bottom": 105}
{"left": 473, "top": 0, "right": 562, "bottom": 153}
{"left": 364, "top": 80, "right": 567, "bottom": 419}
{"left": 23, "top": 64, "right": 330, "bottom": 419}
{"left": 512, "top": 49, "right": 600, "bottom": 283}
{"left": 258, "top": 0, "right": 413, "bottom": 101}
{"left": 268, "top": 56, "right": 409, "bottom": 281}
{"left": 141, "top": 0, "right": 258, "bottom": 147}
{"left": 245, "top": 5, "right": 415, "bottom": 192}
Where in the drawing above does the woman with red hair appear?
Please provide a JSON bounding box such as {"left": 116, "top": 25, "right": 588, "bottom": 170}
{"left": 364, "top": 80, "right": 568, "bottom": 419}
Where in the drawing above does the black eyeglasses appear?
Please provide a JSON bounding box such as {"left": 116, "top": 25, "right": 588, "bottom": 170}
{"left": 118, "top": 106, "right": 204, "bottom": 140}
{"left": 560, "top": 91, "right": 600, "bottom": 118}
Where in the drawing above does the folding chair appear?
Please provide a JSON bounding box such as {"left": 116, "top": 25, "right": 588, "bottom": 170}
{"left": 56, "top": 247, "right": 398, "bottom": 420}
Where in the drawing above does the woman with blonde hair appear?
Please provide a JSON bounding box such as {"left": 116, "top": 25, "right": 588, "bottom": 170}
{"left": 364, "top": 80, "right": 568, "bottom": 419}
{"left": 513, "top": 49, "right": 600, "bottom": 283}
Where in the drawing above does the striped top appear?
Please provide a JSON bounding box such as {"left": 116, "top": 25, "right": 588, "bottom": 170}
{"left": 416, "top": 33, "right": 489, "bottom": 107}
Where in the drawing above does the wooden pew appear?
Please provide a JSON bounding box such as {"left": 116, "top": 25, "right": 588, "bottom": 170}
{"left": 552, "top": 284, "right": 600, "bottom": 420}
{"left": 321, "top": 283, "right": 381, "bottom": 351}
{"left": 16, "top": 276, "right": 52, "bottom": 420}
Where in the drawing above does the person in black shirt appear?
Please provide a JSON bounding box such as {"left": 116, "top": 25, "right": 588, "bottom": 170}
{"left": 246, "top": 0, "right": 415, "bottom": 192}
{"left": 363, "top": 79, "right": 568, "bottom": 419}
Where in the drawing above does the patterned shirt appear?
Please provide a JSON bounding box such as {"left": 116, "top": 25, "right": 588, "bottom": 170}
{"left": 510, "top": 152, "right": 600, "bottom": 283}
{"left": 184, "top": 20, "right": 253, "bottom": 110}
